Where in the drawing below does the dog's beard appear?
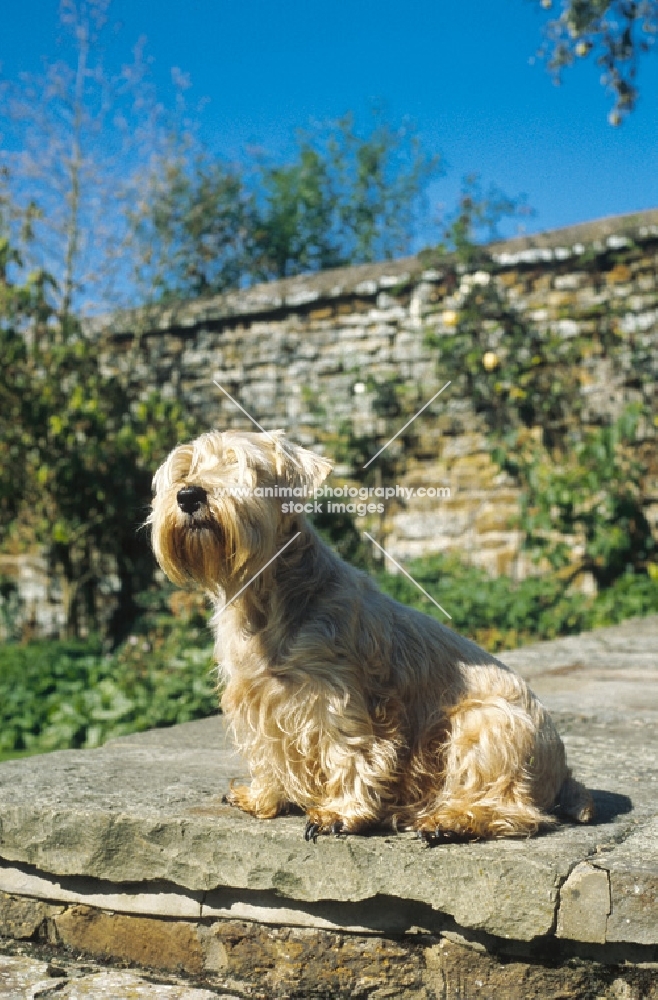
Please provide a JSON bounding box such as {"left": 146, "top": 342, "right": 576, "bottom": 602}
{"left": 151, "top": 505, "right": 226, "bottom": 590}
{"left": 150, "top": 493, "right": 278, "bottom": 594}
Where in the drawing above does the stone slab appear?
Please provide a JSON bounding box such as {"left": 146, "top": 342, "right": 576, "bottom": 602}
{"left": 503, "top": 615, "right": 658, "bottom": 723}
{"left": 556, "top": 861, "right": 610, "bottom": 943}
{"left": 0, "top": 618, "right": 655, "bottom": 948}
{"left": 0, "top": 867, "right": 202, "bottom": 918}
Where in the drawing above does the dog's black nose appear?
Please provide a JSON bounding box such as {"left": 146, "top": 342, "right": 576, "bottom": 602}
{"left": 177, "top": 485, "right": 207, "bottom": 514}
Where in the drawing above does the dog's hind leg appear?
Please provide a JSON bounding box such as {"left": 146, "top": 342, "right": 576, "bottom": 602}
{"left": 412, "top": 692, "right": 567, "bottom": 840}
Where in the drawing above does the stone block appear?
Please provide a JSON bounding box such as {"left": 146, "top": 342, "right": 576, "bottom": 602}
{"left": 55, "top": 906, "right": 207, "bottom": 975}
{"left": 607, "top": 264, "right": 633, "bottom": 284}
{"left": 556, "top": 861, "right": 610, "bottom": 943}
{"left": 0, "top": 868, "right": 202, "bottom": 918}
{"left": 554, "top": 273, "right": 585, "bottom": 291}
{"left": 547, "top": 290, "right": 578, "bottom": 308}
{"left": 474, "top": 502, "right": 518, "bottom": 534}
{"left": 308, "top": 306, "right": 334, "bottom": 321}
{"left": 607, "top": 871, "right": 658, "bottom": 945}
{"left": 0, "top": 892, "right": 63, "bottom": 940}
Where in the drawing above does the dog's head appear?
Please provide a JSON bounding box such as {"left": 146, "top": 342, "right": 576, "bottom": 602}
{"left": 149, "top": 429, "right": 332, "bottom": 592}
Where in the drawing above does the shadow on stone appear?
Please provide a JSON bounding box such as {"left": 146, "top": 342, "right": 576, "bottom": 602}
{"left": 589, "top": 789, "right": 633, "bottom": 824}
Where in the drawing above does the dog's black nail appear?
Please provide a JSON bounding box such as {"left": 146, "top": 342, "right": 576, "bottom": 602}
{"left": 304, "top": 821, "right": 320, "bottom": 843}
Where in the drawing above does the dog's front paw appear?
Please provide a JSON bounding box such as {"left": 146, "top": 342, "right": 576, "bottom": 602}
{"left": 222, "top": 781, "right": 284, "bottom": 819}
{"left": 414, "top": 819, "right": 476, "bottom": 846}
{"left": 222, "top": 783, "right": 254, "bottom": 812}
{"left": 304, "top": 810, "right": 353, "bottom": 842}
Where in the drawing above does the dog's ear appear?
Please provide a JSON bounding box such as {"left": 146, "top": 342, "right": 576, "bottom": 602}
{"left": 272, "top": 433, "right": 333, "bottom": 491}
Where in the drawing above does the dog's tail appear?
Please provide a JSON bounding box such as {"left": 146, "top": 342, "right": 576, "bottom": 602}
{"left": 557, "top": 774, "right": 596, "bottom": 824}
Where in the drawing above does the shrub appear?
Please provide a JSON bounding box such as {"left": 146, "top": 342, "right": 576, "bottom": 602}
{"left": 0, "top": 592, "right": 216, "bottom": 758}
{"left": 374, "top": 552, "right": 658, "bottom": 652}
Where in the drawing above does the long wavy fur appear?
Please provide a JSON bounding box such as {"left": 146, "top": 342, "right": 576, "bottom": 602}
{"left": 150, "top": 430, "right": 594, "bottom": 839}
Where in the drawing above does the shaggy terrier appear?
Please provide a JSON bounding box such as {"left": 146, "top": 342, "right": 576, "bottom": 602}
{"left": 149, "top": 429, "right": 594, "bottom": 841}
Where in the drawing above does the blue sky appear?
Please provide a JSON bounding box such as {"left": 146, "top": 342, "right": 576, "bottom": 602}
{"left": 1, "top": 0, "right": 657, "bottom": 243}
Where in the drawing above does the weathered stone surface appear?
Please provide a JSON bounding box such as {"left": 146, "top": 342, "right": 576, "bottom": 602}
{"left": 0, "top": 867, "right": 202, "bottom": 918}
{"left": 0, "top": 618, "right": 656, "bottom": 1000}
{"left": 0, "top": 618, "right": 656, "bottom": 953}
{"left": 0, "top": 892, "right": 63, "bottom": 941}
{"left": 556, "top": 862, "right": 610, "bottom": 943}
{"left": 0, "top": 737, "right": 571, "bottom": 940}
{"left": 425, "top": 937, "right": 658, "bottom": 1000}
{"left": 55, "top": 906, "right": 208, "bottom": 975}
{"left": 1, "top": 921, "right": 657, "bottom": 999}
{"left": 503, "top": 615, "right": 658, "bottom": 723}
{"left": 601, "top": 815, "right": 658, "bottom": 946}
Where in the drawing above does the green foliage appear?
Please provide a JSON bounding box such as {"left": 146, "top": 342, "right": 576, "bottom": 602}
{"left": 324, "top": 377, "right": 420, "bottom": 488}
{"left": 134, "top": 111, "right": 439, "bottom": 299}
{"left": 0, "top": 214, "right": 198, "bottom": 639}
{"left": 534, "top": 0, "right": 658, "bottom": 122}
{"left": 251, "top": 143, "right": 340, "bottom": 280}
{"left": 418, "top": 181, "right": 655, "bottom": 594}
{"left": 130, "top": 151, "right": 255, "bottom": 300}
{"left": 508, "top": 407, "right": 655, "bottom": 587}
{"left": 421, "top": 178, "right": 583, "bottom": 447}
{"left": 420, "top": 174, "right": 533, "bottom": 269}
{"left": 251, "top": 113, "right": 438, "bottom": 280}
{"left": 375, "top": 551, "right": 658, "bottom": 652}
{"left": 429, "top": 275, "right": 585, "bottom": 444}
{"left": 0, "top": 600, "right": 216, "bottom": 757}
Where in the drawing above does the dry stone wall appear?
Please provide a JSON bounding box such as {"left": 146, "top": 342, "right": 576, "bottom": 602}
{"left": 99, "top": 209, "right": 658, "bottom": 579}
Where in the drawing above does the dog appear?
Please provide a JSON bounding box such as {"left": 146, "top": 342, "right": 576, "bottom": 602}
{"left": 149, "top": 429, "right": 594, "bottom": 841}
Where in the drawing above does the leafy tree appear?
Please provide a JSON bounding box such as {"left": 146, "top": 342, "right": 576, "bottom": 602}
{"left": 133, "top": 111, "right": 440, "bottom": 298}
{"left": 0, "top": 5, "right": 202, "bottom": 641}
{"left": 250, "top": 142, "right": 340, "bottom": 280}
{"left": 129, "top": 149, "right": 255, "bottom": 301}
{"left": 533, "top": 0, "right": 658, "bottom": 121}
{"left": 251, "top": 113, "right": 439, "bottom": 281}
